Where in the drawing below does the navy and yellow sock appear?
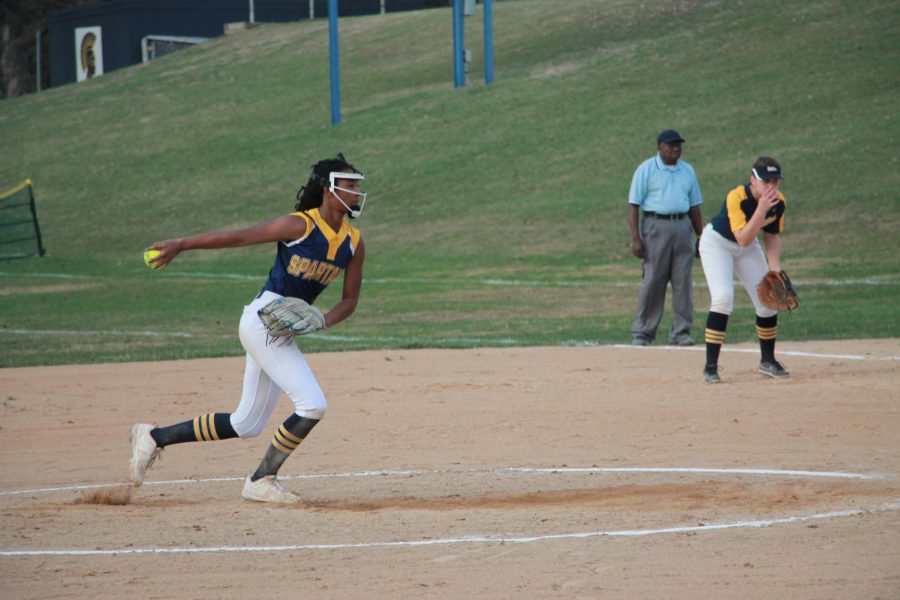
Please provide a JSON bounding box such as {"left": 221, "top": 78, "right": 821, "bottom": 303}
{"left": 705, "top": 312, "right": 729, "bottom": 367}
{"left": 756, "top": 315, "right": 778, "bottom": 363}
{"left": 150, "top": 413, "right": 238, "bottom": 448}
{"left": 251, "top": 414, "right": 320, "bottom": 481}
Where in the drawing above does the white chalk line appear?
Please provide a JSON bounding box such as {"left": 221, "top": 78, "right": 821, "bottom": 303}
{"left": 611, "top": 344, "right": 900, "bottom": 362}
{"left": 2, "top": 467, "right": 893, "bottom": 557}
{"left": 1, "top": 328, "right": 897, "bottom": 360}
{"left": 0, "top": 466, "right": 885, "bottom": 498}
{"left": 364, "top": 277, "right": 900, "bottom": 289}
{"left": 507, "top": 467, "right": 885, "bottom": 479}
{"left": 3, "top": 270, "right": 897, "bottom": 288}
{"left": 0, "top": 327, "right": 525, "bottom": 346}
{"left": 0, "top": 328, "right": 234, "bottom": 340}
{"left": 0, "top": 470, "right": 424, "bottom": 497}
{"left": 2, "top": 502, "right": 898, "bottom": 557}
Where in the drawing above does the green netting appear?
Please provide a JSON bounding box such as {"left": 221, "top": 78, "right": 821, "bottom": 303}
{"left": 0, "top": 179, "right": 45, "bottom": 259}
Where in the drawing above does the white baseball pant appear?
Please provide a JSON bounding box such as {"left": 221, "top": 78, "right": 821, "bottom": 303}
{"left": 230, "top": 291, "right": 327, "bottom": 438}
{"left": 699, "top": 223, "right": 777, "bottom": 318}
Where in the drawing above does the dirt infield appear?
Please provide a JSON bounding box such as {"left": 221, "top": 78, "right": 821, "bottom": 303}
{"left": 1, "top": 340, "right": 898, "bottom": 599}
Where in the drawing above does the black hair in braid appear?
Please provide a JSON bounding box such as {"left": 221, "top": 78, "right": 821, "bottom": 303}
{"left": 295, "top": 153, "right": 360, "bottom": 212}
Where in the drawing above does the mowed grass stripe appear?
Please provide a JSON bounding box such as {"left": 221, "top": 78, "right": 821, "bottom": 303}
{"left": 1, "top": 0, "right": 897, "bottom": 365}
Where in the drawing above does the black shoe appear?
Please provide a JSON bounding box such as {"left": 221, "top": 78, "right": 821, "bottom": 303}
{"left": 668, "top": 335, "right": 695, "bottom": 346}
{"left": 759, "top": 360, "right": 789, "bottom": 378}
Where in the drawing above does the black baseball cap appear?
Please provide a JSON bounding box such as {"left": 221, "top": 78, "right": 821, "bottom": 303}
{"left": 752, "top": 164, "right": 784, "bottom": 180}
{"left": 657, "top": 129, "right": 685, "bottom": 145}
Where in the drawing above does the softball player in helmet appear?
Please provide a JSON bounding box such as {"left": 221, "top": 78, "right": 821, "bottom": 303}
{"left": 130, "top": 154, "right": 367, "bottom": 503}
{"left": 699, "top": 156, "right": 789, "bottom": 383}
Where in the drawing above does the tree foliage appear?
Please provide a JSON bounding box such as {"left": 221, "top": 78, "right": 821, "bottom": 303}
{"left": 0, "top": 0, "right": 103, "bottom": 98}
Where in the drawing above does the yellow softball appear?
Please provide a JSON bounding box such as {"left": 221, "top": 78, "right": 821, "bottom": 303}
{"left": 143, "top": 248, "right": 163, "bottom": 269}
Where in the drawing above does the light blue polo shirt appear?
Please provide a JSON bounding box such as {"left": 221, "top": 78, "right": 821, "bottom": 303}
{"left": 628, "top": 153, "right": 703, "bottom": 213}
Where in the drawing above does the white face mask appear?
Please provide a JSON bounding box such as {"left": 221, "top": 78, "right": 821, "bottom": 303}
{"left": 329, "top": 172, "right": 367, "bottom": 219}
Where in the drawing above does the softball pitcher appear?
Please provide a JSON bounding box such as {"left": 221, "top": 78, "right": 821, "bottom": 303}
{"left": 699, "top": 156, "right": 789, "bottom": 383}
{"left": 130, "top": 154, "right": 367, "bottom": 503}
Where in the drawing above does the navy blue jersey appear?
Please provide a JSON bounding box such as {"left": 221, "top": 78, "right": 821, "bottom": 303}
{"left": 710, "top": 184, "right": 786, "bottom": 243}
{"left": 261, "top": 208, "right": 361, "bottom": 304}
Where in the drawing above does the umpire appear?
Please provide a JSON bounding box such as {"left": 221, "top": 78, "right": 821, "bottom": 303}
{"left": 627, "top": 129, "right": 704, "bottom": 346}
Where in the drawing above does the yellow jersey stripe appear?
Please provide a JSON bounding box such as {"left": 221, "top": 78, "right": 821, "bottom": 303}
{"left": 726, "top": 188, "right": 749, "bottom": 233}
{"left": 306, "top": 208, "right": 360, "bottom": 261}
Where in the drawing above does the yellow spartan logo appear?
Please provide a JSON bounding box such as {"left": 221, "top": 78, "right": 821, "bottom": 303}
{"left": 80, "top": 33, "right": 97, "bottom": 78}
{"left": 287, "top": 256, "right": 343, "bottom": 285}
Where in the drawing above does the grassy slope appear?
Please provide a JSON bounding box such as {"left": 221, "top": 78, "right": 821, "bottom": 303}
{"left": 1, "top": 0, "right": 898, "bottom": 367}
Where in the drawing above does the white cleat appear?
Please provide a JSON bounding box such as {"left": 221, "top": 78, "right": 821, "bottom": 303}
{"left": 242, "top": 475, "right": 302, "bottom": 504}
{"left": 130, "top": 423, "right": 161, "bottom": 487}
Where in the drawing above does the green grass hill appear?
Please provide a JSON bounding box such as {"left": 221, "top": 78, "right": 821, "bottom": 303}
{"left": 1, "top": 0, "right": 898, "bottom": 366}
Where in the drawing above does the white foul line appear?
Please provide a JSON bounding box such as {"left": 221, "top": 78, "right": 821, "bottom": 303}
{"left": 611, "top": 344, "right": 900, "bottom": 362}
{"left": 0, "top": 328, "right": 233, "bottom": 340}
{"left": 0, "top": 466, "right": 884, "bottom": 498}
{"left": 1, "top": 503, "right": 898, "bottom": 557}
{"left": 4, "top": 270, "right": 898, "bottom": 288}
{"left": 506, "top": 467, "right": 884, "bottom": 479}
{"left": 1, "top": 328, "right": 896, "bottom": 360}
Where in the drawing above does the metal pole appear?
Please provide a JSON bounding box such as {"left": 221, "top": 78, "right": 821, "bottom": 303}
{"left": 380, "top": 0, "right": 386, "bottom": 15}
{"left": 249, "top": 0, "right": 255, "bottom": 23}
{"left": 309, "top": 0, "right": 315, "bottom": 19}
{"left": 483, "top": 0, "right": 493, "bottom": 84}
{"left": 35, "top": 30, "right": 42, "bottom": 93}
{"left": 452, "top": 0, "right": 464, "bottom": 88}
{"left": 27, "top": 181, "right": 46, "bottom": 257}
{"left": 328, "top": 0, "right": 341, "bottom": 125}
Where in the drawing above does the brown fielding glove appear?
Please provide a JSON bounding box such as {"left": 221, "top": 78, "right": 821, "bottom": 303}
{"left": 257, "top": 297, "right": 326, "bottom": 337}
{"left": 758, "top": 270, "right": 800, "bottom": 312}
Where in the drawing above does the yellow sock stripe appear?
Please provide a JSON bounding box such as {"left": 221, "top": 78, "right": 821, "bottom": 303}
{"left": 756, "top": 326, "right": 778, "bottom": 340}
{"left": 206, "top": 414, "right": 220, "bottom": 441}
{"left": 705, "top": 328, "right": 726, "bottom": 344}
{"left": 275, "top": 432, "right": 299, "bottom": 450}
{"left": 193, "top": 417, "right": 204, "bottom": 441}
{"left": 271, "top": 440, "right": 292, "bottom": 453}
{"left": 271, "top": 426, "right": 306, "bottom": 454}
{"left": 271, "top": 436, "right": 295, "bottom": 454}
{"left": 278, "top": 426, "right": 304, "bottom": 445}
{"left": 274, "top": 428, "right": 303, "bottom": 451}
{"left": 200, "top": 414, "right": 212, "bottom": 441}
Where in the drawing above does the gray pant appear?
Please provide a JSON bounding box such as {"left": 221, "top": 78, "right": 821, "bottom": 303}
{"left": 631, "top": 216, "right": 695, "bottom": 342}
